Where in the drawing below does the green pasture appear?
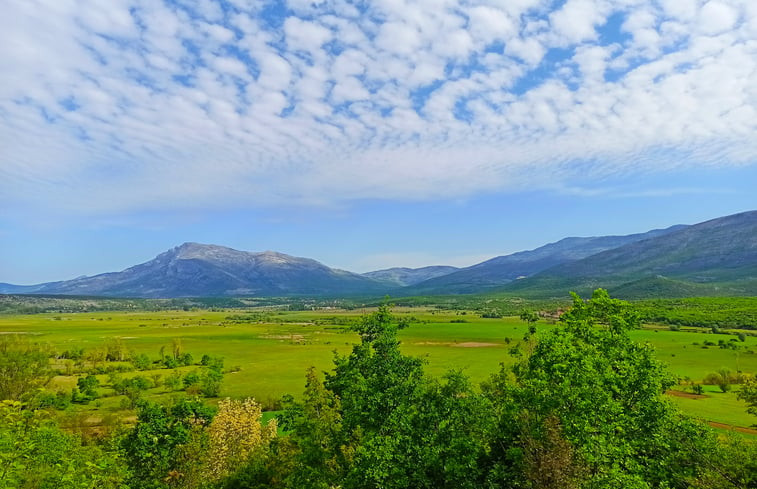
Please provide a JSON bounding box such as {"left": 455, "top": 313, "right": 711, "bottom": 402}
{"left": 1, "top": 308, "right": 755, "bottom": 430}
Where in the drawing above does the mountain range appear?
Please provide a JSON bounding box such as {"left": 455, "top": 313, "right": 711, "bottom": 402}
{"left": 1, "top": 210, "right": 755, "bottom": 299}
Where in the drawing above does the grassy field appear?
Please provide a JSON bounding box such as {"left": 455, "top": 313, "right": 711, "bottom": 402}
{"left": 1, "top": 307, "right": 755, "bottom": 431}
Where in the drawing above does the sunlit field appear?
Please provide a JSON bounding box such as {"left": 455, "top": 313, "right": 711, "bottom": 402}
{"left": 1, "top": 307, "right": 755, "bottom": 432}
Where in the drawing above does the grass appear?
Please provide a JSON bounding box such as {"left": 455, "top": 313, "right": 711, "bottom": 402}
{"left": 1, "top": 308, "right": 756, "bottom": 430}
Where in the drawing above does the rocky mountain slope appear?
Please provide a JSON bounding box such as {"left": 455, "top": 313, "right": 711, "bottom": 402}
{"left": 0, "top": 243, "right": 390, "bottom": 298}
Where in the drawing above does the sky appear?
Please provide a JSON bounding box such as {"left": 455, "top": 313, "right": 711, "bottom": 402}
{"left": 1, "top": 0, "right": 756, "bottom": 284}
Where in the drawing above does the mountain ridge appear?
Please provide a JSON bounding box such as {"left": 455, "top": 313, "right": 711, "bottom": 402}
{"left": 1, "top": 211, "right": 754, "bottom": 299}
{"left": 501, "top": 211, "right": 757, "bottom": 298}
{"left": 401, "top": 225, "right": 688, "bottom": 295}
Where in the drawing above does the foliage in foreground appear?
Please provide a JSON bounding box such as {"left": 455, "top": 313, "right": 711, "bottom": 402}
{"left": 223, "top": 291, "right": 755, "bottom": 489}
{"left": 1, "top": 291, "right": 756, "bottom": 489}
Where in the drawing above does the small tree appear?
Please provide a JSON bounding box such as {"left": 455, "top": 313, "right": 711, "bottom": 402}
{"left": 520, "top": 309, "right": 540, "bottom": 332}
{"left": 73, "top": 374, "right": 100, "bottom": 402}
{"left": 132, "top": 353, "right": 151, "bottom": 370}
{"left": 165, "top": 371, "right": 183, "bottom": 392}
{"left": 206, "top": 398, "right": 277, "bottom": 480}
{"left": 737, "top": 377, "right": 757, "bottom": 421}
{"left": 122, "top": 399, "right": 215, "bottom": 488}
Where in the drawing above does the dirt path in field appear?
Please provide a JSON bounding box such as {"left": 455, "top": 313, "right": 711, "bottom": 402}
{"left": 665, "top": 391, "right": 757, "bottom": 434}
{"left": 453, "top": 342, "right": 499, "bottom": 347}
{"left": 666, "top": 389, "right": 707, "bottom": 399}
{"left": 706, "top": 421, "right": 757, "bottom": 435}
{"left": 413, "top": 341, "right": 499, "bottom": 347}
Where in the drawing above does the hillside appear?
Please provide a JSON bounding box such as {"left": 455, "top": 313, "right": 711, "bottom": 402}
{"left": 504, "top": 211, "right": 757, "bottom": 298}
{"left": 402, "top": 225, "right": 687, "bottom": 295}
{"left": 362, "top": 266, "right": 459, "bottom": 286}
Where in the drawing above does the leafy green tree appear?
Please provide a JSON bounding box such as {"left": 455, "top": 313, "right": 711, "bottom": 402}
{"left": 519, "top": 309, "right": 539, "bottom": 332}
{"left": 0, "top": 400, "right": 126, "bottom": 488}
{"left": 77, "top": 374, "right": 100, "bottom": 397}
{"left": 485, "top": 289, "right": 713, "bottom": 488}
{"left": 122, "top": 398, "right": 215, "bottom": 489}
{"left": 0, "top": 336, "right": 50, "bottom": 401}
{"left": 737, "top": 376, "right": 757, "bottom": 421}
{"left": 280, "top": 304, "right": 492, "bottom": 489}
{"left": 200, "top": 368, "right": 224, "bottom": 397}
{"left": 325, "top": 304, "right": 422, "bottom": 434}
{"left": 278, "top": 367, "right": 355, "bottom": 489}
{"left": 344, "top": 371, "right": 491, "bottom": 489}
{"left": 165, "top": 371, "right": 183, "bottom": 392}
{"left": 132, "top": 353, "right": 152, "bottom": 370}
{"left": 72, "top": 374, "right": 100, "bottom": 403}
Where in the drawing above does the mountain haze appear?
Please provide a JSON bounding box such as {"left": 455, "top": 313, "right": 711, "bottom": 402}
{"left": 362, "top": 266, "right": 459, "bottom": 286}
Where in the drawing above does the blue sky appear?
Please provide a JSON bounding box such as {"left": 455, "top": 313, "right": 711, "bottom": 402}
{"left": 1, "top": 0, "right": 756, "bottom": 284}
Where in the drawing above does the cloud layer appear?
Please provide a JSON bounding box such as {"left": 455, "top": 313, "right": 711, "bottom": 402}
{"left": 1, "top": 0, "right": 755, "bottom": 214}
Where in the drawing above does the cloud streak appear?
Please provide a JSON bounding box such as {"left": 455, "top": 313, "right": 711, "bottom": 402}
{"left": 1, "top": 0, "right": 755, "bottom": 215}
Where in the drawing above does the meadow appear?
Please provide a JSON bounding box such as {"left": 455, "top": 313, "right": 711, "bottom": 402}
{"left": 0, "top": 306, "right": 755, "bottom": 432}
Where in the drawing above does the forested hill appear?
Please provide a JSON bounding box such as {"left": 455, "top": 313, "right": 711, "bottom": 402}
{"left": 402, "top": 225, "right": 687, "bottom": 294}
{"left": 503, "top": 210, "right": 757, "bottom": 298}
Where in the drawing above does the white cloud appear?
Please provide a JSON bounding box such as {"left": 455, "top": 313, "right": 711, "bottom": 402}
{"left": 284, "top": 17, "right": 332, "bottom": 54}
{"left": 0, "top": 0, "right": 755, "bottom": 216}
{"left": 549, "top": 0, "right": 607, "bottom": 45}
{"left": 698, "top": 1, "right": 739, "bottom": 35}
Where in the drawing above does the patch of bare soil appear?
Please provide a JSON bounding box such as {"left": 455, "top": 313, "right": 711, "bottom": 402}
{"left": 453, "top": 342, "right": 499, "bottom": 348}
{"left": 707, "top": 421, "right": 757, "bottom": 435}
{"left": 260, "top": 334, "right": 305, "bottom": 340}
{"left": 666, "top": 390, "right": 708, "bottom": 400}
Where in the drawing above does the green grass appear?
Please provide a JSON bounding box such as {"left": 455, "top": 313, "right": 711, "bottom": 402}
{"left": 2, "top": 308, "right": 756, "bottom": 429}
{"left": 667, "top": 385, "right": 756, "bottom": 434}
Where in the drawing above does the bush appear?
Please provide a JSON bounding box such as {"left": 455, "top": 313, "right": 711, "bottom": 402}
{"left": 35, "top": 391, "right": 72, "bottom": 410}
{"left": 183, "top": 371, "right": 201, "bottom": 388}
{"left": 131, "top": 353, "right": 151, "bottom": 370}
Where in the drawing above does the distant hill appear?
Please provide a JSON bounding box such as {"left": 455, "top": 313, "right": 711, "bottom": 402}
{"left": 503, "top": 211, "right": 757, "bottom": 298}
{"left": 0, "top": 243, "right": 391, "bottom": 298}
{"left": 362, "top": 266, "right": 459, "bottom": 286}
{"left": 402, "top": 225, "right": 687, "bottom": 295}
{"left": 2, "top": 211, "right": 754, "bottom": 300}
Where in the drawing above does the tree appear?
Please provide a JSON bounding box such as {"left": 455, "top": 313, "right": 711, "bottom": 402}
{"left": 485, "top": 289, "right": 712, "bottom": 488}
{"left": 165, "top": 371, "right": 183, "bottom": 392}
{"left": 122, "top": 398, "right": 215, "bottom": 489}
{"left": 737, "top": 376, "right": 757, "bottom": 421}
{"left": 0, "top": 336, "right": 50, "bottom": 401}
{"left": 105, "top": 337, "right": 127, "bottom": 362}
{"left": 277, "top": 368, "right": 359, "bottom": 488}
{"left": 0, "top": 400, "right": 127, "bottom": 488}
{"left": 206, "top": 398, "right": 277, "bottom": 481}
{"left": 325, "top": 304, "right": 423, "bottom": 434}
{"left": 132, "top": 353, "right": 152, "bottom": 370}
{"left": 73, "top": 374, "right": 100, "bottom": 403}
{"left": 200, "top": 367, "right": 224, "bottom": 397}
{"left": 519, "top": 309, "right": 539, "bottom": 332}
{"left": 279, "top": 304, "right": 491, "bottom": 489}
